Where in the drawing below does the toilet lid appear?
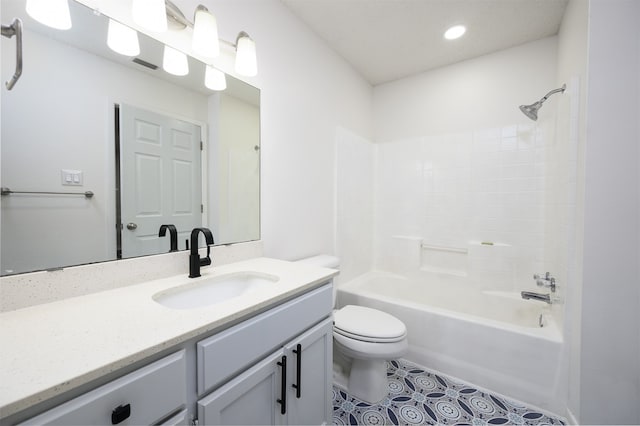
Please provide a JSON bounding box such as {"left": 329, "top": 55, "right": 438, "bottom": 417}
{"left": 334, "top": 305, "right": 406, "bottom": 342}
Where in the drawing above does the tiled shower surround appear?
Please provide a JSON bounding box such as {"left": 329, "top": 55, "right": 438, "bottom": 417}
{"left": 374, "top": 121, "right": 555, "bottom": 290}
{"left": 334, "top": 80, "right": 579, "bottom": 417}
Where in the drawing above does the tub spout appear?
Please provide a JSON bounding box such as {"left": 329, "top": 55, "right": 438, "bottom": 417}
{"left": 521, "top": 291, "right": 551, "bottom": 304}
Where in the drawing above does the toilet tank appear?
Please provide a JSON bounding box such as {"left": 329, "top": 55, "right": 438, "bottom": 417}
{"left": 295, "top": 255, "right": 340, "bottom": 306}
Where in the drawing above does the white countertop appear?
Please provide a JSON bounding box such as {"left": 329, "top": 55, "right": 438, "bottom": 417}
{"left": 0, "top": 257, "right": 337, "bottom": 418}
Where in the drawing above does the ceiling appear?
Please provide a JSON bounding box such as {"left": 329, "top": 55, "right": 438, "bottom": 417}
{"left": 280, "top": 0, "right": 569, "bottom": 86}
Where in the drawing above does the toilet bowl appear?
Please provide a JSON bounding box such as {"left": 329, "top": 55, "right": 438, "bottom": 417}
{"left": 296, "top": 255, "right": 409, "bottom": 403}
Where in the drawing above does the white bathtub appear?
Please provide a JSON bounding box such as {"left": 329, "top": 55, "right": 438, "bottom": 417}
{"left": 337, "top": 271, "right": 565, "bottom": 414}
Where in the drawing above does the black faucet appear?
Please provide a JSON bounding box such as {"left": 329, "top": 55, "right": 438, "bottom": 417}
{"left": 158, "top": 224, "right": 178, "bottom": 252}
{"left": 189, "top": 227, "right": 215, "bottom": 278}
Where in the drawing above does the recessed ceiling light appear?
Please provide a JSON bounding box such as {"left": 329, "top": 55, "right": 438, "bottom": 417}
{"left": 444, "top": 25, "right": 466, "bottom": 40}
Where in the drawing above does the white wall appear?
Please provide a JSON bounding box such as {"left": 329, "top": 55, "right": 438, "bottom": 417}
{"left": 555, "top": 0, "right": 589, "bottom": 421}
{"left": 579, "top": 0, "right": 640, "bottom": 423}
{"left": 335, "top": 127, "right": 374, "bottom": 284}
{"left": 374, "top": 37, "right": 558, "bottom": 142}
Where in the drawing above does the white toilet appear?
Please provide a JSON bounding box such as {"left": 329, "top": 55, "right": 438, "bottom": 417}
{"left": 296, "top": 255, "right": 408, "bottom": 404}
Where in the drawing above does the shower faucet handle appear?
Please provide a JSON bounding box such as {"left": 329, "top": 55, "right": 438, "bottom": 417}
{"left": 533, "top": 272, "right": 556, "bottom": 293}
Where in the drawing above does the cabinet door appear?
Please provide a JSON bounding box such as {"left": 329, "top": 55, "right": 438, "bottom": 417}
{"left": 198, "top": 350, "right": 286, "bottom": 426}
{"left": 285, "top": 317, "right": 333, "bottom": 425}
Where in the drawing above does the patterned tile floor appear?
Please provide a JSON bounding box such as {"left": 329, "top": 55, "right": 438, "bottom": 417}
{"left": 332, "top": 359, "right": 566, "bottom": 425}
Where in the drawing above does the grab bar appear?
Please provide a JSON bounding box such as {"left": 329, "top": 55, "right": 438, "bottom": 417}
{"left": 1, "top": 18, "right": 23, "bottom": 90}
{"left": 420, "top": 243, "right": 468, "bottom": 254}
{"left": 1, "top": 187, "right": 94, "bottom": 198}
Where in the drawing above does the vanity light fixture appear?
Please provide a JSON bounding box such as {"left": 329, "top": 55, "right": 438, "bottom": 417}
{"left": 192, "top": 6, "right": 220, "bottom": 58}
{"left": 163, "top": 1, "right": 258, "bottom": 77}
{"left": 444, "top": 25, "right": 466, "bottom": 40}
{"left": 164, "top": 1, "right": 220, "bottom": 58}
{"left": 132, "top": 0, "right": 167, "bottom": 33}
{"left": 107, "top": 19, "right": 140, "bottom": 57}
{"left": 163, "top": 45, "right": 189, "bottom": 76}
{"left": 234, "top": 32, "right": 257, "bottom": 77}
{"left": 121, "top": 0, "right": 257, "bottom": 85}
{"left": 205, "top": 65, "right": 227, "bottom": 91}
{"left": 25, "top": 0, "right": 72, "bottom": 30}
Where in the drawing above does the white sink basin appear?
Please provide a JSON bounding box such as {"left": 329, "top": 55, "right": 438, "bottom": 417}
{"left": 153, "top": 272, "right": 279, "bottom": 309}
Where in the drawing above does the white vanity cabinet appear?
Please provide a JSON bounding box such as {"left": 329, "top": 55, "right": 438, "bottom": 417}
{"left": 196, "top": 285, "right": 333, "bottom": 425}
{"left": 9, "top": 282, "right": 333, "bottom": 426}
{"left": 18, "top": 351, "right": 187, "bottom": 426}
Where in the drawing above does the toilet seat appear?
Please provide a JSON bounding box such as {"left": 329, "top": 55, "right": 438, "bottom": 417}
{"left": 334, "top": 305, "right": 407, "bottom": 343}
{"left": 333, "top": 329, "right": 409, "bottom": 360}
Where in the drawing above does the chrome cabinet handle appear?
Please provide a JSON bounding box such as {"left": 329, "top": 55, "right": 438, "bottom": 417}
{"left": 126, "top": 223, "right": 138, "bottom": 230}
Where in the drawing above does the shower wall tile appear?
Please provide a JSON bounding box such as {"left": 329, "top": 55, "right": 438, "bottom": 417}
{"left": 374, "top": 138, "right": 425, "bottom": 270}
{"left": 375, "top": 122, "right": 551, "bottom": 290}
{"left": 501, "top": 137, "right": 518, "bottom": 151}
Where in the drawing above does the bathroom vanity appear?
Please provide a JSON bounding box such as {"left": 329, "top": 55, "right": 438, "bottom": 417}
{"left": 0, "top": 258, "right": 336, "bottom": 425}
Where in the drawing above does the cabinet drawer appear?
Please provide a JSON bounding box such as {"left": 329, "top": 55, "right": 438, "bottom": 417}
{"left": 20, "top": 351, "right": 187, "bottom": 426}
{"left": 197, "top": 283, "right": 332, "bottom": 396}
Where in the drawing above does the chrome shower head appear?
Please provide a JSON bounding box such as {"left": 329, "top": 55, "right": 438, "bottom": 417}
{"left": 519, "top": 84, "right": 566, "bottom": 121}
{"left": 519, "top": 102, "right": 542, "bottom": 121}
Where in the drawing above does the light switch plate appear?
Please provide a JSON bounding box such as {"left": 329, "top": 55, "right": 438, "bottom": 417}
{"left": 61, "top": 169, "right": 83, "bottom": 186}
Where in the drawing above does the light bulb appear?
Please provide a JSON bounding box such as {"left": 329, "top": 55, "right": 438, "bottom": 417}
{"left": 107, "top": 19, "right": 140, "bottom": 57}
{"left": 193, "top": 6, "right": 220, "bottom": 58}
{"left": 235, "top": 33, "right": 257, "bottom": 77}
{"left": 205, "top": 65, "right": 226, "bottom": 91}
{"left": 132, "top": 0, "right": 167, "bottom": 33}
{"left": 444, "top": 25, "right": 466, "bottom": 40}
{"left": 163, "top": 46, "right": 189, "bottom": 76}
{"left": 26, "top": 0, "right": 72, "bottom": 30}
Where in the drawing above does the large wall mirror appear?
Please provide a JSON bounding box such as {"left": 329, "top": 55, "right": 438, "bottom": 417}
{"left": 0, "top": 0, "right": 260, "bottom": 276}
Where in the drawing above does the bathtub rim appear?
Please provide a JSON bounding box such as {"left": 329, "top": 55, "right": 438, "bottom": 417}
{"left": 338, "top": 270, "right": 563, "bottom": 343}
